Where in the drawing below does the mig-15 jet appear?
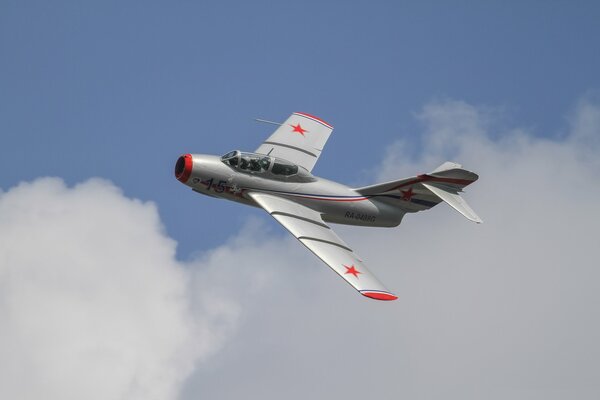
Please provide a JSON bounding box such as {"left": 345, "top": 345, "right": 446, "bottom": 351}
{"left": 175, "top": 112, "right": 481, "bottom": 301}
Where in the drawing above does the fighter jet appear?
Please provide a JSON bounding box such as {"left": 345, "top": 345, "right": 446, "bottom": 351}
{"left": 175, "top": 112, "right": 481, "bottom": 301}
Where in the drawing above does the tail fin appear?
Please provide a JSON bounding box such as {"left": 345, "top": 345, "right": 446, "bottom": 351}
{"left": 355, "top": 161, "right": 482, "bottom": 223}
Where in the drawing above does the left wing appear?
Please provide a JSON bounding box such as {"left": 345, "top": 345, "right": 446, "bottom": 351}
{"left": 247, "top": 192, "right": 397, "bottom": 301}
{"left": 255, "top": 112, "right": 333, "bottom": 172}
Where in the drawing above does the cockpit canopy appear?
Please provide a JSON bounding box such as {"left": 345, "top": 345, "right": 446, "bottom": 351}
{"left": 221, "top": 150, "right": 306, "bottom": 178}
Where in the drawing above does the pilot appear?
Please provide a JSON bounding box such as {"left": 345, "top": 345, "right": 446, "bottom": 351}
{"left": 249, "top": 159, "right": 261, "bottom": 172}
{"left": 239, "top": 157, "right": 250, "bottom": 170}
{"left": 259, "top": 157, "right": 270, "bottom": 171}
{"left": 227, "top": 157, "right": 238, "bottom": 166}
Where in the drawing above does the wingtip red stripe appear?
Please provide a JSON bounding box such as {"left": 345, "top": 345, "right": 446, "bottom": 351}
{"left": 294, "top": 112, "right": 333, "bottom": 129}
{"left": 361, "top": 291, "right": 398, "bottom": 301}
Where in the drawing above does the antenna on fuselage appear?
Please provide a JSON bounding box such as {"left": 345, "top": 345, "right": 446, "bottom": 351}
{"left": 254, "top": 118, "right": 282, "bottom": 126}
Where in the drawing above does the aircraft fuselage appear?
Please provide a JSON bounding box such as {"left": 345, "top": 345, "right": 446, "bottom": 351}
{"left": 176, "top": 153, "right": 403, "bottom": 228}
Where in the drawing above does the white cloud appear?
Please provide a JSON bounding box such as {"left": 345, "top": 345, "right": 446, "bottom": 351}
{"left": 0, "top": 178, "right": 236, "bottom": 400}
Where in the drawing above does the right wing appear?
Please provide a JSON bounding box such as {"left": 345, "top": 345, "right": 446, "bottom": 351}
{"left": 247, "top": 192, "right": 397, "bottom": 301}
{"left": 255, "top": 112, "right": 333, "bottom": 173}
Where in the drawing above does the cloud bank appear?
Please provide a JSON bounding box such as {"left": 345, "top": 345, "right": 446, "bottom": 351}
{"left": 0, "top": 178, "right": 237, "bottom": 400}
{"left": 1, "top": 97, "right": 599, "bottom": 400}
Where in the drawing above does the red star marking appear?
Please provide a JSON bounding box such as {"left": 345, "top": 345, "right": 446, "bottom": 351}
{"left": 343, "top": 264, "right": 361, "bottom": 278}
{"left": 401, "top": 187, "right": 415, "bottom": 201}
{"left": 290, "top": 123, "right": 307, "bottom": 136}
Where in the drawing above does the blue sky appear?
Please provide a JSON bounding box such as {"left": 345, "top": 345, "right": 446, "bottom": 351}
{"left": 3, "top": 1, "right": 599, "bottom": 256}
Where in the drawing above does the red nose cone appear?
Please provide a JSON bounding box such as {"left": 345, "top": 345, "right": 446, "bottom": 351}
{"left": 175, "top": 154, "right": 193, "bottom": 183}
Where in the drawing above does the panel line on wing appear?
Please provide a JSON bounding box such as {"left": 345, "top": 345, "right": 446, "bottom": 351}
{"left": 298, "top": 236, "right": 353, "bottom": 252}
{"left": 271, "top": 212, "right": 331, "bottom": 229}
{"left": 261, "top": 141, "right": 319, "bottom": 158}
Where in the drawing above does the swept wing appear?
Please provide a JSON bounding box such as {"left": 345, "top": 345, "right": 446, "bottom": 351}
{"left": 247, "top": 192, "right": 397, "bottom": 301}
{"left": 255, "top": 112, "right": 333, "bottom": 172}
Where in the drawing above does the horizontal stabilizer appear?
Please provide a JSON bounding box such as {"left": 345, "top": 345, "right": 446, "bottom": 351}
{"left": 431, "top": 161, "right": 463, "bottom": 173}
{"left": 422, "top": 182, "right": 482, "bottom": 223}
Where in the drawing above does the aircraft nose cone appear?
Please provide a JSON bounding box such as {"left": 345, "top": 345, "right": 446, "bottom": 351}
{"left": 175, "top": 154, "right": 193, "bottom": 183}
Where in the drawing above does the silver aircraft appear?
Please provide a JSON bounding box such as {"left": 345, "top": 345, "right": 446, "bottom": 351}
{"left": 175, "top": 112, "right": 482, "bottom": 301}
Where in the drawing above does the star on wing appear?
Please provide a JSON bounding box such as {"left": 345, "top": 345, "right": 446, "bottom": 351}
{"left": 290, "top": 123, "right": 307, "bottom": 136}
{"left": 344, "top": 264, "right": 361, "bottom": 278}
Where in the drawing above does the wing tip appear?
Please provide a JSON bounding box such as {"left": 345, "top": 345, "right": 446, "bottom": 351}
{"left": 360, "top": 290, "right": 398, "bottom": 301}
{"left": 293, "top": 112, "right": 333, "bottom": 129}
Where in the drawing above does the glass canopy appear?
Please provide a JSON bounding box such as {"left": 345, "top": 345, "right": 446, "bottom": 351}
{"left": 221, "top": 150, "right": 299, "bottom": 176}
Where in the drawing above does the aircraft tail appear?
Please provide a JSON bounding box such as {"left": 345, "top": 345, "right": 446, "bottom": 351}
{"left": 354, "top": 161, "right": 482, "bottom": 223}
